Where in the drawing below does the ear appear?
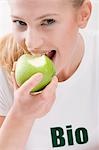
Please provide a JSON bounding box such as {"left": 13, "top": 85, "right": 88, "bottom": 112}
{"left": 77, "top": 0, "right": 92, "bottom": 28}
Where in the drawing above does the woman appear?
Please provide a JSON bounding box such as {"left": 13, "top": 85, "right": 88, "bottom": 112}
{"left": 0, "top": 0, "right": 98, "bottom": 149}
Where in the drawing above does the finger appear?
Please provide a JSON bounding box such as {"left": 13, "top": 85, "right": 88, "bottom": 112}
{"left": 30, "top": 90, "right": 42, "bottom": 96}
{"left": 11, "top": 71, "right": 19, "bottom": 90}
{"left": 43, "top": 76, "right": 58, "bottom": 94}
{"left": 11, "top": 61, "right": 18, "bottom": 90}
{"left": 12, "top": 61, "right": 17, "bottom": 72}
{"left": 20, "top": 73, "right": 43, "bottom": 93}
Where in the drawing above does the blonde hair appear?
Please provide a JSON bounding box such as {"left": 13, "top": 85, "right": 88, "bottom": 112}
{"left": 0, "top": 34, "right": 27, "bottom": 74}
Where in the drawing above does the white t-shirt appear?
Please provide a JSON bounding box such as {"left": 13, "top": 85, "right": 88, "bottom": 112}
{"left": 0, "top": 32, "right": 99, "bottom": 150}
{"left": 0, "top": 69, "right": 13, "bottom": 116}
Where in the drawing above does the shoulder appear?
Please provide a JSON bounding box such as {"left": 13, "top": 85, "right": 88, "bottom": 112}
{"left": 0, "top": 68, "right": 6, "bottom": 79}
{"left": 0, "top": 68, "right": 9, "bottom": 89}
{"left": 0, "top": 68, "right": 13, "bottom": 116}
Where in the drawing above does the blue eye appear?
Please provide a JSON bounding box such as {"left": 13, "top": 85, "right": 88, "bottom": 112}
{"left": 41, "top": 19, "right": 55, "bottom": 26}
{"left": 13, "top": 20, "right": 27, "bottom": 26}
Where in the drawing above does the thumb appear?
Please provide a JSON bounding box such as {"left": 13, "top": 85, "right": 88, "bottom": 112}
{"left": 20, "top": 73, "right": 43, "bottom": 93}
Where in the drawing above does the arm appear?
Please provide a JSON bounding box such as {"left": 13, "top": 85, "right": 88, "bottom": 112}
{"left": 0, "top": 107, "right": 35, "bottom": 150}
{"left": 0, "top": 73, "right": 58, "bottom": 150}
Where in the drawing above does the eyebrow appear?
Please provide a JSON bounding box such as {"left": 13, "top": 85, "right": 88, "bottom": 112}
{"left": 11, "top": 13, "right": 59, "bottom": 20}
{"left": 35, "top": 13, "right": 59, "bottom": 20}
{"left": 11, "top": 15, "right": 24, "bottom": 20}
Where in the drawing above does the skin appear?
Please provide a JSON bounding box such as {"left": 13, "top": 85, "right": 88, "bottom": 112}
{"left": 10, "top": 0, "right": 86, "bottom": 81}
{"left": 0, "top": 0, "right": 91, "bottom": 149}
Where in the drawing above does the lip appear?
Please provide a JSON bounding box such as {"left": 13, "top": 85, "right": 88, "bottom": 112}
{"left": 31, "top": 50, "right": 56, "bottom": 60}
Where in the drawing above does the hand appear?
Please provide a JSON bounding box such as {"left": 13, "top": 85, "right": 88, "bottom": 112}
{"left": 11, "top": 64, "right": 58, "bottom": 119}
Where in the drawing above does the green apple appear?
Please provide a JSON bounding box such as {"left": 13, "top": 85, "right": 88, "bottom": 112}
{"left": 15, "top": 54, "right": 56, "bottom": 92}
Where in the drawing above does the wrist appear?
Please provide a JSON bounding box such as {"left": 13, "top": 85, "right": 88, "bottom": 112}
{"left": 9, "top": 102, "right": 36, "bottom": 123}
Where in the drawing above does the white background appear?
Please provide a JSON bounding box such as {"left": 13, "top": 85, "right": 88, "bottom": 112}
{"left": 0, "top": 0, "right": 98, "bottom": 37}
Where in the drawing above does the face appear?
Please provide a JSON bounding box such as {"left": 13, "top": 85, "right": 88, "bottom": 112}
{"left": 9, "top": 0, "right": 82, "bottom": 80}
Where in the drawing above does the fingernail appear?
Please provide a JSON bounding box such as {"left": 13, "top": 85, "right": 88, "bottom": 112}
{"left": 35, "top": 73, "right": 43, "bottom": 80}
{"left": 53, "top": 76, "right": 58, "bottom": 82}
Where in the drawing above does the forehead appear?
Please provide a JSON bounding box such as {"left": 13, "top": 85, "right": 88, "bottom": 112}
{"left": 8, "top": 0, "right": 69, "bottom": 21}
{"left": 9, "top": 0, "right": 67, "bottom": 8}
{"left": 9, "top": 0, "right": 70, "bottom": 14}
{"left": 9, "top": 0, "right": 67, "bottom": 5}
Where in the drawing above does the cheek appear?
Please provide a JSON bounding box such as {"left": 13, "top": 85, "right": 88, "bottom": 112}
{"left": 54, "top": 28, "right": 78, "bottom": 71}
{"left": 59, "top": 29, "right": 78, "bottom": 58}
{"left": 51, "top": 22, "right": 78, "bottom": 49}
{"left": 12, "top": 30, "right": 26, "bottom": 49}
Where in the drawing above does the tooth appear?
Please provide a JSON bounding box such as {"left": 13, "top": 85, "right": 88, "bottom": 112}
{"left": 32, "top": 53, "right": 41, "bottom": 57}
{"left": 46, "top": 51, "right": 51, "bottom": 54}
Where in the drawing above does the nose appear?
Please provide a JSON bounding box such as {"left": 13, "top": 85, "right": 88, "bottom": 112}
{"left": 25, "top": 29, "right": 44, "bottom": 53}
